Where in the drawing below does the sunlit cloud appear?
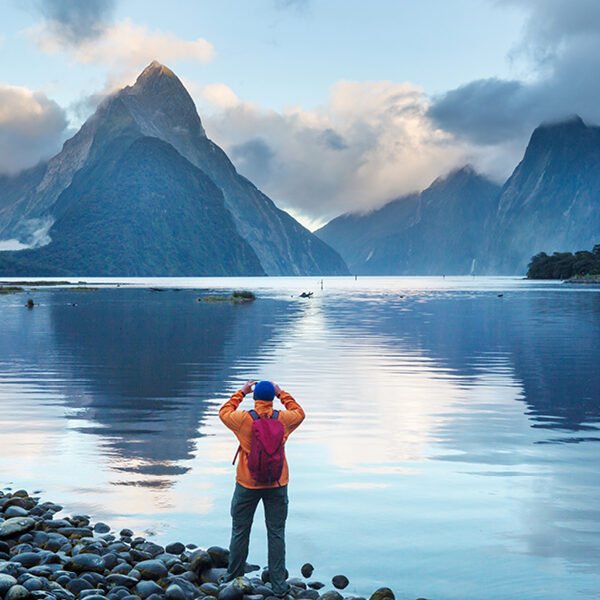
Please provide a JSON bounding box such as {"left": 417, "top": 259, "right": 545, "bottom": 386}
{"left": 196, "top": 80, "right": 469, "bottom": 226}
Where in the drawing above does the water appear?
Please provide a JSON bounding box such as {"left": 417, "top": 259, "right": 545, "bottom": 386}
{"left": 0, "top": 276, "right": 599, "bottom": 600}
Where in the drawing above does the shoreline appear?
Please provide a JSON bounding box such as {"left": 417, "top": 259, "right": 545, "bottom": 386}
{"left": 0, "top": 490, "right": 396, "bottom": 600}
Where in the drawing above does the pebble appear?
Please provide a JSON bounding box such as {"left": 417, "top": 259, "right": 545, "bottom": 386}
{"left": 331, "top": 575, "right": 349, "bottom": 590}
{"left": 165, "top": 542, "right": 185, "bottom": 555}
{"left": 0, "top": 490, "right": 403, "bottom": 600}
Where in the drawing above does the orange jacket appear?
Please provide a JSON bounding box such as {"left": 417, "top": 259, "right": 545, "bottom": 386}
{"left": 219, "top": 389, "right": 305, "bottom": 489}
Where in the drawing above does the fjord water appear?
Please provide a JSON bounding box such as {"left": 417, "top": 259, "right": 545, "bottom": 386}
{"left": 1, "top": 277, "right": 599, "bottom": 600}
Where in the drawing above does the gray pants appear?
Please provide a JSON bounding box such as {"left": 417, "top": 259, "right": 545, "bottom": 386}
{"left": 226, "top": 482, "right": 289, "bottom": 596}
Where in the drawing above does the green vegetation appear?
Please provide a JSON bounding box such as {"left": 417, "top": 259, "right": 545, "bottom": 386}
{"left": 527, "top": 244, "right": 600, "bottom": 279}
{"left": 0, "top": 286, "right": 24, "bottom": 294}
{"left": 231, "top": 290, "right": 256, "bottom": 303}
{"left": 199, "top": 290, "right": 256, "bottom": 304}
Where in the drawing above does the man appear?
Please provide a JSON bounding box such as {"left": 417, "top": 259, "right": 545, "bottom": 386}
{"left": 219, "top": 380, "right": 305, "bottom": 597}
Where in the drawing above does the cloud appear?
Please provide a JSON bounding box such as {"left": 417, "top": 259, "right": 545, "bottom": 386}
{"left": 0, "top": 85, "right": 69, "bottom": 175}
{"left": 198, "top": 80, "right": 467, "bottom": 227}
{"left": 429, "top": 0, "right": 600, "bottom": 158}
{"left": 29, "top": 18, "right": 215, "bottom": 92}
{"left": 34, "top": 0, "right": 116, "bottom": 44}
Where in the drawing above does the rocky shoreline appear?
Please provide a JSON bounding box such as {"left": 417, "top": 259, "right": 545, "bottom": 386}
{"left": 0, "top": 491, "right": 399, "bottom": 600}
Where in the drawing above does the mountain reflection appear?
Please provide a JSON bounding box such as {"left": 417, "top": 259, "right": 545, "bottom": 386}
{"left": 321, "top": 290, "right": 600, "bottom": 434}
{"left": 45, "top": 289, "right": 300, "bottom": 484}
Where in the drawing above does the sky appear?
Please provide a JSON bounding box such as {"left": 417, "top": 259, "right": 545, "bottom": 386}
{"left": 1, "top": 0, "right": 599, "bottom": 229}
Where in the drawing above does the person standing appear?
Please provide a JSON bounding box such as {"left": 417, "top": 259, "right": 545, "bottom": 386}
{"left": 219, "top": 380, "right": 305, "bottom": 597}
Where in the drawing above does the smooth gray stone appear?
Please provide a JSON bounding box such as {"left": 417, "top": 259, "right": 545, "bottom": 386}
{"left": 134, "top": 560, "right": 168, "bottom": 581}
{"left": 165, "top": 584, "right": 185, "bottom": 600}
{"left": 206, "top": 547, "right": 229, "bottom": 569}
{"left": 189, "top": 550, "right": 212, "bottom": 575}
{"left": 200, "top": 568, "right": 227, "bottom": 584}
{"left": 4, "top": 507, "right": 29, "bottom": 518}
{"left": 94, "top": 523, "right": 110, "bottom": 534}
{"left": 218, "top": 584, "right": 242, "bottom": 600}
{"left": 199, "top": 583, "right": 218, "bottom": 597}
{"left": 23, "top": 577, "right": 44, "bottom": 592}
{"left": 66, "top": 578, "right": 94, "bottom": 594}
{"left": 0, "top": 574, "right": 18, "bottom": 596}
{"left": 11, "top": 552, "right": 41, "bottom": 568}
{"left": 6, "top": 584, "right": 31, "bottom": 600}
{"left": 297, "top": 590, "right": 319, "bottom": 600}
{"left": 287, "top": 578, "right": 306, "bottom": 590}
{"left": 106, "top": 575, "right": 138, "bottom": 589}
{"left": 135, "top": 580, "right": 163, "bottom": 599}
{"left": 0, "top": 518, "right": 36, "bottom": 539}
{"left": 307, "top": 582, "right": 324, "bottom": 590}
{"left": 64, "top": 554, "right": 106, "bottom": 573}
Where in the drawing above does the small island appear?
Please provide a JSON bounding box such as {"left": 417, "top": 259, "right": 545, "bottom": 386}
{"left": 526, "top": 244, "right": 600, "bottom": 281}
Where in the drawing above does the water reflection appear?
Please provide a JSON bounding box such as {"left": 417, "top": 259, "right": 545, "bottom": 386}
{"left": 1, "top": 279, "right": 599, "bottom": 599}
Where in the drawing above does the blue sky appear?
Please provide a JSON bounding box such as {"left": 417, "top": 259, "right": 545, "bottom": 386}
{"left": 2, "top": 0, "right": 600, "bottom": 227}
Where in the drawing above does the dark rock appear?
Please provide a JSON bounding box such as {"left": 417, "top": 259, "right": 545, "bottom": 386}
{"left": 106, "top": 575, "right": 138, "bottom": 589}
{"left": 206, "top": 548, "right": 228, "bottom": 569}
{"left": 22, "top": 578, "right": 43, "bottom": 592}
{"left": 135, "top": 580, "right": 163, "bottom": 599}
{"left": 243, "top": 596, "right": 263, "bottom": 600}
{"left": 243, "top": 564, "right": 260, "bottom": 574}
{"left": 146, "top": 594, "right": 164, "bottom": 600}
{"left": 136, "top": 543, "right": 163, "bottom": 558}
{"left": 0, "top": 574, "right": 18, "bottom": 596}
{"left": 307, "top": 582, "right": 324, "bottom": 590}
{"left": 200, "top": 568, "right": 227, "bottom": 584}
{"left": 249, "top": 585, "right": 271, "bottom": 598}
{"left": 4, "top": 507, "right": 29, "bottom": 518}
{"left": 287, "top": 578, "right": 306, "bottom": 590}
{"left": 126, "top": 570, "right": 141, "bottom": 582}
{"left": 6, "top": 584, "right": 30, "bottom": 600}
{"left": 218, "top": 584, "right": 242, "bottom": 600}
{"left": 189, "top": 550, "right": 212, "bottom": 575}
{"left": 0, "top": 518, "right": 36, "bottom": 539}
{"left": 300, "top": 565, "right": 313, "bottom": 579}
{"left": 230, "top": 578, "right": 252, "bottom": 595}
{"left": 0, "top": 541, "right": 9, "bottom": 554}
{"left": 119, "top": 530, "right": 133, "bottom": 539}
{"left": 165, "top": 585, "right": 185, "bottom": 600}
{"left": 199, "top": 583, "right": 218, "bottom": 597}
{"left": 129, "top": 549, "right": 152, "bottom": 563}
{"left": 94, "top": 524, "right": 111, "bottom": 534}
{"left": 296, "top": 590, "right": 319, "bottom": 600}
{"left": 102, "top": 554, "right": 118, "bottom": 571}
{"left": 331, "top": 576, "right": 349, "bottom": 590}
{"left": 169, "top": 564, "right": 186, "bottom": 576}
{"left": 30, "top": 533, "right": 49, "bottom": 547}
{"left": 368, "top": 589, "right": 394, "bottom": 600}
{"left": 164, "top": 544, "right": 184, "bottom": 556}
{"left": 79, "top": 596, "right": 107, "bottom": 600}
{"left": 28, "top": 566, "right": 57, "bottom": 578}
{"left": 64, "top": 554, "right": 106, "bottom": 573}
{"left": 66, "top": 578, "right": 94, "bottom": 594}
{"left": 134, "top": 560, "right": 168, "bottom": 581}
{"left": 318, "top": 592, "right": 343, "bottom": 600}
{"left": 80, "top": 592, "right": 104, "bottom": 599}
{"left": 11, "top": 553, "right": 41, "bottom": 568}
{"left": 0, "top": 562, "right": 21, "bottom": 577}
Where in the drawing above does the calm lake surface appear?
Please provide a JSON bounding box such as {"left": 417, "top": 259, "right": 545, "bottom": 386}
{"left": 1, "top": 276, "right": 599, "bottom": 600}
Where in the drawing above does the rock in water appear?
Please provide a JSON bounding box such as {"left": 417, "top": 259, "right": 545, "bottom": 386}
{"left": 300, "top": 563, "right": 314, "bottom": 578}
{"left": 369, "top": 588, "right": 395, "bottom": 600}
{"left": 165, "top": 542, "right": 185, "bottom": 555}
{"left": 93, "top": 522, "right": 110, "bottom": 533}
{"left": 332, "top": 575, "right": 349, "bottom": 590}
{"left": 165, "top": 584, "right": 186, "bottom": 600}
{"left": 0, "top": 517, "right": 36, "bottom": 539}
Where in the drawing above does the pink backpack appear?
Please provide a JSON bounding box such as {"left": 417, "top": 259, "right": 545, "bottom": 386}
{"left": 234, "top": 409, "right": 285, "bottom": 485}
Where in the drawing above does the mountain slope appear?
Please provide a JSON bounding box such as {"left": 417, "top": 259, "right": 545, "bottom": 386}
{"left": 483, "top": 116, "right": 600, "bottom": 273}
{"left": 0, "top": 61, "right": 348, "bottom": 276}
{"left": 317, "top": 166, "right": 501, "bottom": 275}
{"left": 0, "top": 132, "right": 264, "bottom": 276}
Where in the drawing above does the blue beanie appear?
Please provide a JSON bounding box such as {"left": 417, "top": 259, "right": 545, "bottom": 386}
{"left": 253, "top": 380, "right": 276, "bottom": 401}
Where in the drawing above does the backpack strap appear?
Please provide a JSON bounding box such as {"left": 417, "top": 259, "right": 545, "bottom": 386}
{"left": 271, "top": 410, "right": 279, "bottom": 420}
{"left": 248, "top": 409, "right": 259, "bottom": 420}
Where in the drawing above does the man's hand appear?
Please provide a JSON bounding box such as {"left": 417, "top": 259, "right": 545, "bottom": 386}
{"left": 240, "top": 380, "right": 257, "bottom": 396}
{"left": 272, "top": 382, "right": 282, "bottom": 397}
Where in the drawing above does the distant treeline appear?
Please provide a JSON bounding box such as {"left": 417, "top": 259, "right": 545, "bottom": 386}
{"left": 527, "top": 244, "right": 600, "bottom": 279}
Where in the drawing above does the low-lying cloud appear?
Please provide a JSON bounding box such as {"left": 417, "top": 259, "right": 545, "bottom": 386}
{"left": 0, "top": 85, "right": 68, "bottom": 175}
{"left": 198, "top": 80, "right": 467, "bottom": 228}
{"left": 429, "top": 0, "right": 600, "bottom": 160}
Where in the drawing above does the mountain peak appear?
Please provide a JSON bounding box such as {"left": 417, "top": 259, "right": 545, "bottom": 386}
{"left": 136, "top": 60, "right": 178, "bottom": 84}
